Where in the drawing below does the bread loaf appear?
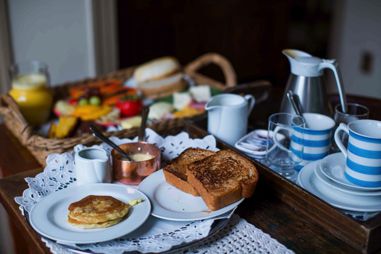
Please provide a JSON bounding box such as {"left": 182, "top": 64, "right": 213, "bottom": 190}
{"left": 187, "top": 150, "right": 258, "bottom": 211}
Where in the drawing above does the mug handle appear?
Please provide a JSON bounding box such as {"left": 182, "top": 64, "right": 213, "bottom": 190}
{"left": 273, "top": 125, "right": 292, "bottom": 153}
{"left": 334, "top": 123, "right": 349, "bottom": 158}
{"left": 244, "top": 95, "right": 256, "bottom": 116}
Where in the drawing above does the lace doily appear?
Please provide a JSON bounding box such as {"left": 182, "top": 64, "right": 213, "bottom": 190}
{"left": 15, "top": 129, "right": 292, "bottom": 253}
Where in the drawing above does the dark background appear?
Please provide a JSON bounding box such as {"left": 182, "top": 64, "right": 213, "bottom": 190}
{"left": 117, "top": 0, "right": 333, "bottom": 88}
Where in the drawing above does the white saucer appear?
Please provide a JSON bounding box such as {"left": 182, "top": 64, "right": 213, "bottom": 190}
{"left": 139, "top": 170, "right": 243, "bottom": 221}
{"left": 314, "top": 165, "right": 381, "bottom": 196}
{"left": 298, "top": 161, "right": 381, "bottom": 212}
{"left": 29, "top": 184, "right": 151, "bottom": 244}
{"left": 319, "top": 153, "right": 381, "bottom": 191}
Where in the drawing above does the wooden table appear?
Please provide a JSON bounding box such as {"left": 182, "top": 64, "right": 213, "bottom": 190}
{"left": 2, "top": 90, "right": 381, "bottom": 253}
{"left": 0, "top": 131, "right": 355, "bottom": 253}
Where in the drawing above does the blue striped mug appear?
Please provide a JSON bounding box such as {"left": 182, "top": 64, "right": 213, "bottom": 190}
{"left": 274, "top": 113, "right": 335, "bottom": 163}
{"left": 334, "top": 120, "right": 381, "bottom": 187}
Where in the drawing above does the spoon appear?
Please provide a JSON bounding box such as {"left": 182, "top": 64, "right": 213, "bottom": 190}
{"left": 138, "top": 106, "right": 150, "bottom": 142}
{"left": 89, "top": 124, "right": 132, "bottom": 161}
{"left": 286, "top": 90, "right": 309, "bottom": 128}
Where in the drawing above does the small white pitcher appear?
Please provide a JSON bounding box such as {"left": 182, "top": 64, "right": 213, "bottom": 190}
{"left": 205, "top": 93, "right": 255, "bottom": 145}
{"left": 74, "top": 147, "right": 111, "bottom": 185}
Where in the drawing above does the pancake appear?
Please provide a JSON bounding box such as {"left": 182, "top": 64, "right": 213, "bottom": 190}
{"left": 68, "top": 195, "right": 130, "bottom": 227}
{"left": 67, "top": 216, "right": 123, "bottom": 229}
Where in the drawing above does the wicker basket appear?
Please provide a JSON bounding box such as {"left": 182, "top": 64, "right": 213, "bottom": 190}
{"left": 0, "top": 53, "right": 236, "bottom": 165}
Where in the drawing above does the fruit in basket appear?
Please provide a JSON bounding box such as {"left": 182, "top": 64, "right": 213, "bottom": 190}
{"left": 73, "top": 105, "right": 112, "bottom": 121}
{"left": 89, "top": 96, "right": 101, "bottom": 106}
{"left": 78, "top": 98, "right": 88, "bottom": 106}
{"left": 148, "top": 102, "right": 174, "bottom": 120}
{"left": 173, "top": 92, "right": 192, "bottom": 110}
{"left": 69, "top": 79, "right": 123, "bottom": 99}
{"left": 54, "top": 100, "right": 76, "bottom": 116}
{"left": 96, "top": 108, "right": 120, "bottom": 126}
{"left": 172, "top": 106, "right": 202, "bottom": 118}
{"left": 120, "top": 116, "right": 142, "bottom": 129}
{"left": 115, "top": 95, "right": 142, "bottom": 117}
{"left": 189, "top": 85, "right": 211, "bottom": 102}
{"left": 49, "top": 116, "right": 78, "bottom": 138}
{"left": 102, "top": 88, "right": 138, "bottom": 106}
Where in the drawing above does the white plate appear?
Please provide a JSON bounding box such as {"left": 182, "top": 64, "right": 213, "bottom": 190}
{"left": 298, "top": 161, "right": 381, "bottom": 212}
{"left": 320, "top": 153, "right": 381, "bottom": 191}
{"left": 29, "top": 183, "right": 151, "bottom": 244}
{"left": 139, "top": 170, "right": 243, "bottom": 221}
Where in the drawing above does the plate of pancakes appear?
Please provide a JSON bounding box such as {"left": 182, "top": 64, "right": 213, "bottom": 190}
{"left": 29, "top": 183, "right": 151, "bottom": 244}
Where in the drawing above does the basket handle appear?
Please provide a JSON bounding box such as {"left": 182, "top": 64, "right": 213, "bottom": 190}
{"left": 184, "top": 53, "right": 237, "bottom": 89}
{"left": 0, "top": 94, "right": 33, "bottom": 144}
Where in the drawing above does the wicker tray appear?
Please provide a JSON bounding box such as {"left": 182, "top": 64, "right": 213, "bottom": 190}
{"left": 0, "top": 53, "right": 236, "bottom": 165}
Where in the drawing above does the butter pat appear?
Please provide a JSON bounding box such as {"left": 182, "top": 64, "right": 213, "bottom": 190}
{"left": 190, "top": 85, "right": 211, "bottom": 102}
{"left": 173, "top": 92, "right": 192, "bottom": 110}
{"left": 128, "top": 198, "right": 144, "bottom": 206}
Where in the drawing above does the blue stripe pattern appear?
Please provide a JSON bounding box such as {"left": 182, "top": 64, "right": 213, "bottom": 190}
{"left": 290, "top": 147, "right": 327, "bottom": 161}
{"left": 348, "top": 143, "right": 381, "bottom": 159}
{"left": 350, "top": 130, "right": 381, "bottom": 144}
{"left": 345, "top": 172, "right": 381, "bottom": 187}
{"left": 291, "top": 135, "right": 330, "bottom": 147}
{"left": 294, "top": 126, "right": 331, "bottom": 135}
{"left": 347, "top": 159, "right": 381, "bottom": 175}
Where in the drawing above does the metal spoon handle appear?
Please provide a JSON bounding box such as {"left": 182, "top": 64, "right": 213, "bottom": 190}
{"left": 89, "top": 125, "right": 131, "bottom": 160}
{"left": 286, "top": 90, "right": 309, "bottom": 128}
{"left": 138, "top": 106, "right": 150, "bottom": 142}
{"left": 286, "top": 91, "right": 303, "bottom": 116}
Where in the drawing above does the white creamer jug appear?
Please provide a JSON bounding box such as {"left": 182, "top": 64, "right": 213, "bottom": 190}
{"left": 205, "top": 93, "right": 255, "bottom": 145}
{"left": 74, "top": 147, "right": 111, "bottom": 185}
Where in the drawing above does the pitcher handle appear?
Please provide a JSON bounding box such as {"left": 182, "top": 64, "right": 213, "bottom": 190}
{"left": 244, "top": 95, "right": 255, "bottom": 117}
{"left": 319, "top": 59, "right": 347, "bottom": 113}
{"left": 334, "top": 123, "right": 349, "bottom": 158}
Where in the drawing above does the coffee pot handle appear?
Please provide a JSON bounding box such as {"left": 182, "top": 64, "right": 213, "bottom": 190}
{"left": 318, "top": 59, "right": 347, "bottom": 113}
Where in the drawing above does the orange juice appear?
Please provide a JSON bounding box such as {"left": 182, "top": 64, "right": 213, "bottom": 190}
{"left": 9, "top": 73, "right": 53, "bottom": 126}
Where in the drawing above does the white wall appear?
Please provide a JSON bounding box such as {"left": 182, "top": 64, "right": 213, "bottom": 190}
{"left": 329, "top": 0, "right": 381, "bottom": 98}
{"left": 8, "top": 0, "right": 96, "bottom": 86}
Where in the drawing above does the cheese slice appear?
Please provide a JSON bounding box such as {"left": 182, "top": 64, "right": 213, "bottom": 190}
{"left": 189, "top": 85, "right": 211, "bottom": 103}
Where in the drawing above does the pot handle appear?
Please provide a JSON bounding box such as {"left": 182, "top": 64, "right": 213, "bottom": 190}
{"left": 319, "top": 59, "right": 347, "bottom": 113}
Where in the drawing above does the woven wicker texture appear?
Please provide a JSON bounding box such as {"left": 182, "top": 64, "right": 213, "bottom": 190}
{"left": 0, "top": 53, "right": 236, "bottom": 164}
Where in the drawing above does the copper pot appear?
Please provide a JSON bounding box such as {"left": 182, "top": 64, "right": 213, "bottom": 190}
{"left": 112, "top": 142, "right": 161, "bottom": 185}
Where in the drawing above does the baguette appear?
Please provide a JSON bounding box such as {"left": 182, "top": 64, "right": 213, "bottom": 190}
{"left": 187, "top": 150, "right": 258, "bottom": 211}
{"left": 163, "top": 148, "right": 215, "bottom": 196}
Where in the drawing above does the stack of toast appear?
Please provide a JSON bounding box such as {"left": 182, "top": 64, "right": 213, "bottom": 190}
{"left": 163, "top": 148, "right": 258, "bottom": 211}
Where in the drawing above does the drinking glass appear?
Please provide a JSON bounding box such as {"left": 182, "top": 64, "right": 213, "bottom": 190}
{"left": 334, "top": 103, "right": 369, "bottom": 124}
{"left": 265, "top": 113, "right": 305, "bottom": 178}
{"left": 9, "top": 61, "right": 53, "bottom": 126}
{"left": 333, "top": 103, "right": 369, "bottom": 149}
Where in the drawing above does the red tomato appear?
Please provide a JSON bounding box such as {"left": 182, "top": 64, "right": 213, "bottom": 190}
{"left": 115, "top": 99, "right": 142, "bottom": 117}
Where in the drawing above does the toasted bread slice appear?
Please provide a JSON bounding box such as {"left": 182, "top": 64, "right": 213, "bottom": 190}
{"left": 163, "top": 148, "right": 215, "bottom": 196}
{"left": 187, "top": 150, "right": 258, "bottom": 211}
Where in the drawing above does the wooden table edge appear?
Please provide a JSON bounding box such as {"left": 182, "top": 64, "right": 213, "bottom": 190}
{"left": 0, "top": 168, "right": 50, "bottom": 254}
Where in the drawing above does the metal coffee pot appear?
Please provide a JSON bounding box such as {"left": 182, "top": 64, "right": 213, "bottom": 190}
{"left": 280, "top": 49, "right": 347, "bottom": 116}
